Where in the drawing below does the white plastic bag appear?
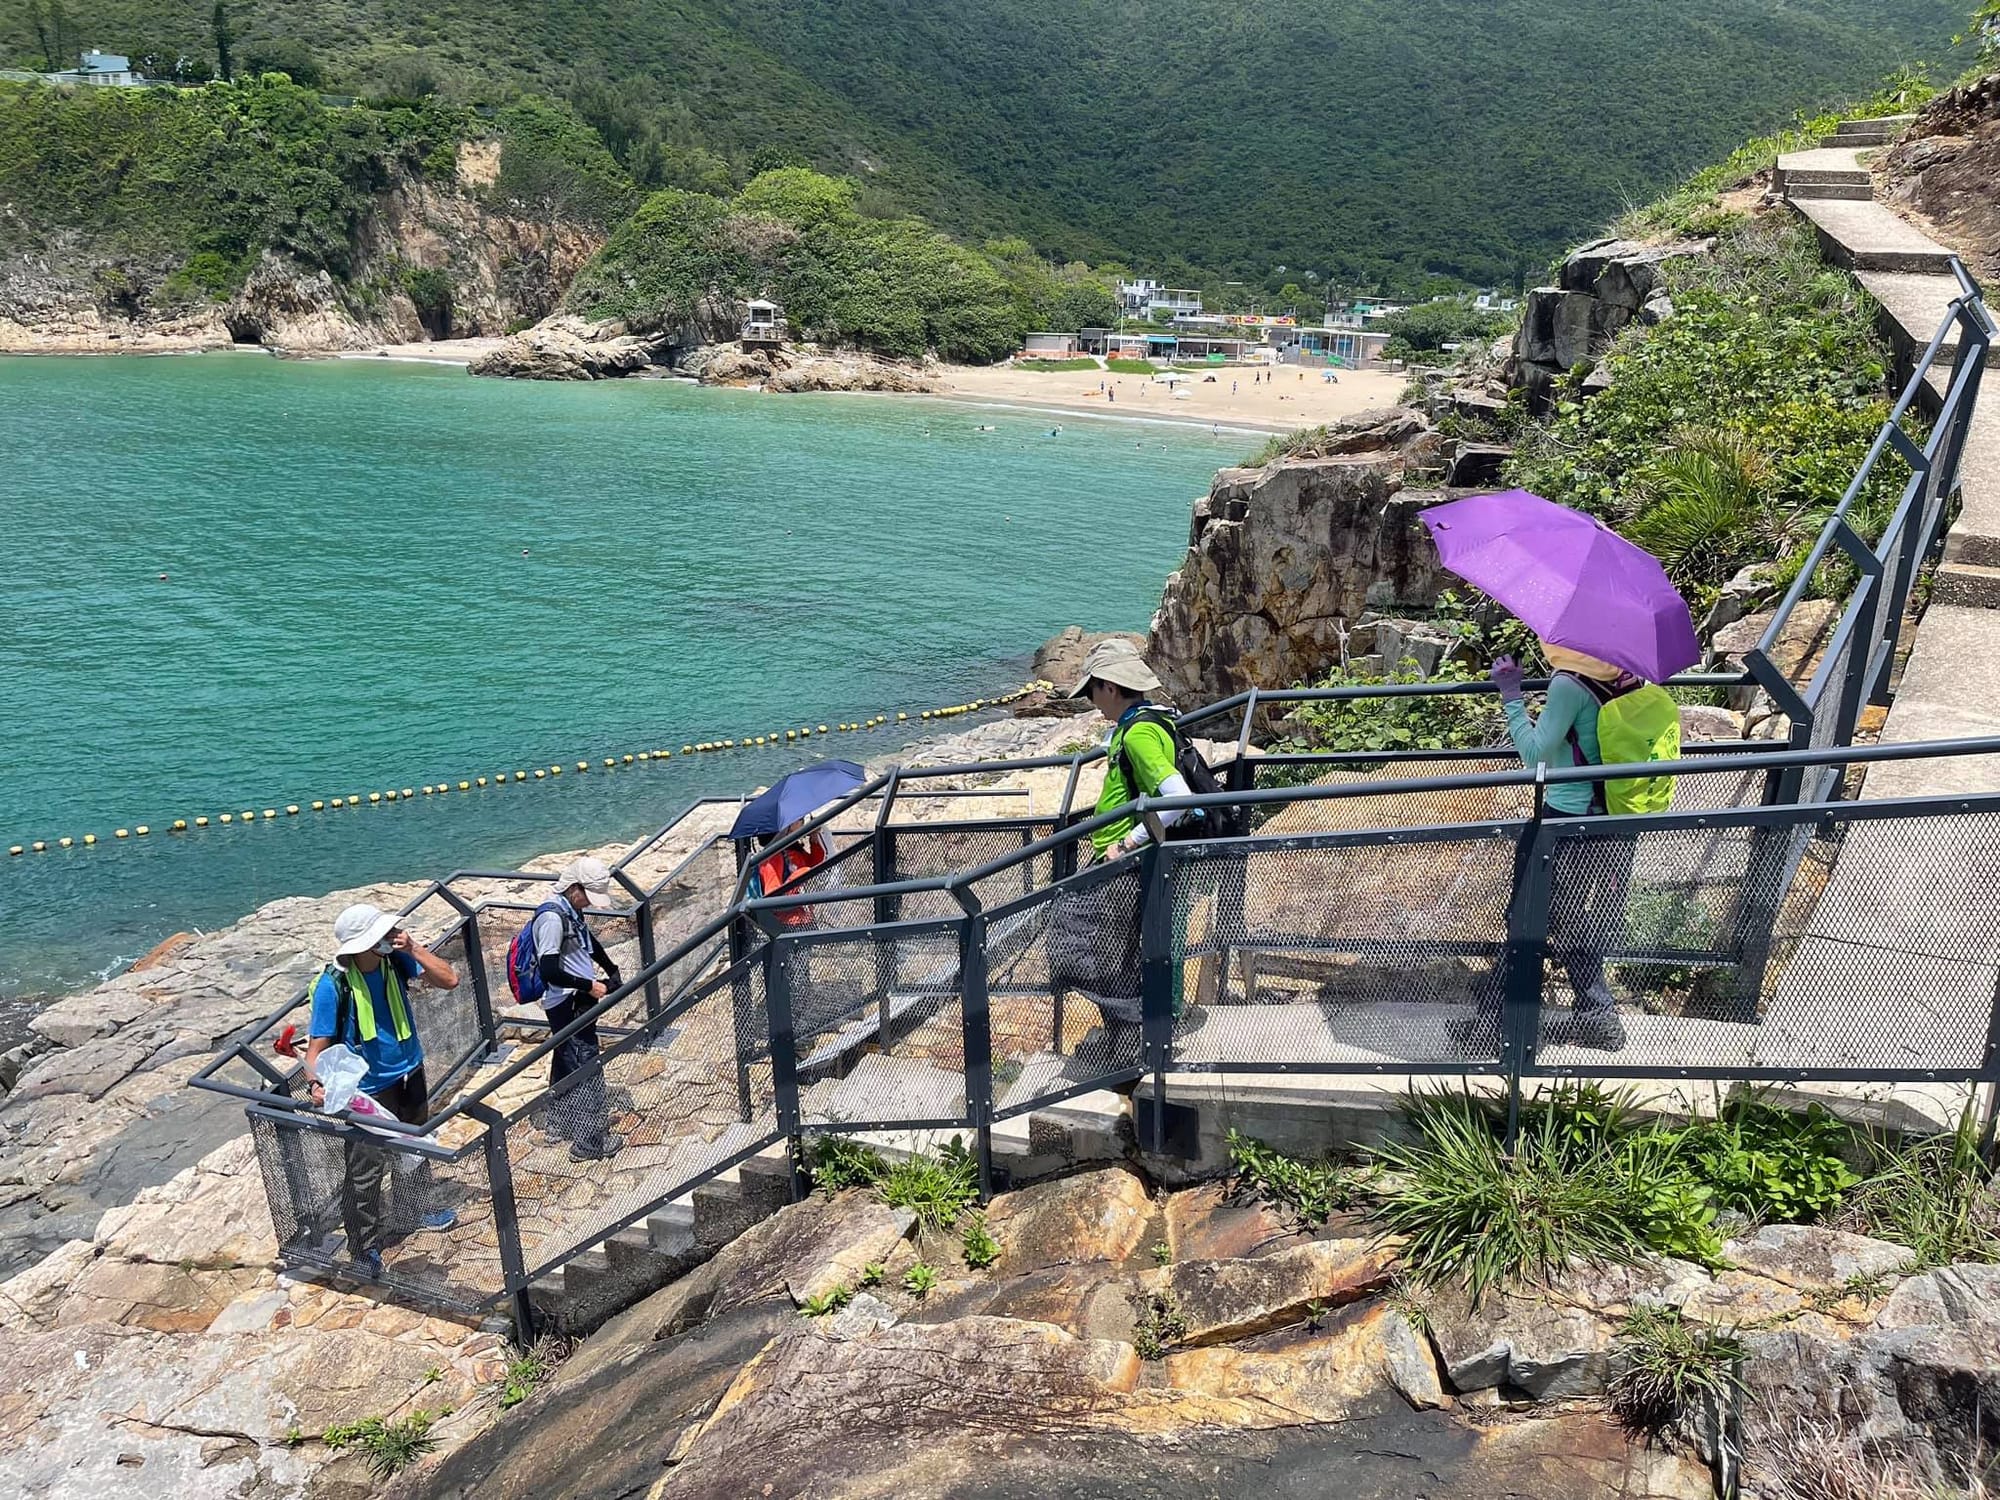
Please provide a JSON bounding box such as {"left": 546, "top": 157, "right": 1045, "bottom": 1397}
{"left": 312, "top": 1043, "right": 393, "bottom": 1118}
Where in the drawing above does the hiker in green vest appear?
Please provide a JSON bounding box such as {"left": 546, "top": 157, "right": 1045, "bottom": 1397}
{"left": 304, "top": 903, "right": 462, "bottom": 1278}
{"left": 1487, "top": 643, "right": 1672, "bottom": 1053}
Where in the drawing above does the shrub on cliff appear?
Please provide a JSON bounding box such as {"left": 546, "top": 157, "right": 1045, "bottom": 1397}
{"left": 564, "top": 166, "right": 1058, "bottom": 361}
{"left": 1505, "top": 217, "right": 1901, "bottom": 603}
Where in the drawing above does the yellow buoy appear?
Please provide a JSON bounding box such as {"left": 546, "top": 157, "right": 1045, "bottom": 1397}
{"left": 115, "top": 828, "right": 130, "bottom": 839}
{"left": 622, "top": 755, "right": 633, "bottom": 764}
{"left": 195, "top": 816, "right": 210, "bottom": 827}
{"left": 384, "top": 790, "right": 398, "bottom": 802}
{"left": 515, "top": 771, "right": 527, "bottom": 781}
{"left": 579, "top": 761, "right": 591, "bottom": 772}
{"left": 261, "top": 809, "right": 275, "bottom": 820}
{"left": 7, "top": 845, "right": 21, "bottom": 856}
{"left": 551, "top": 765, "right": 561, "bottom": 775}
{"left": 535, "top": 769, "right": 546, "bottom": 779}
{"left": 682, "top": 745, "right": 693, "bottom": 754}
{"left": 136, "top": 825, "right": 150, "bottom": 836}
{"left": 219, "top": 814, "right": 233, "bottom": 824}
{"left": 401, "top": 788, "right": 414, "bottom": 799}
{"left": 422, "top": 785, "right": 434, "bottom": 795}
{"left": 312, "top": 801, "right": 324, "bottom": 811}
{"left": 921, "top": 710, "right": 932, "bottom": 719}
{"left": 368, "top": 793, "right": 382, "bottom": 804}
{"left": 59, "top": 836, "right": 74, "bottom": 847}
{"left": 82, "top": 833, "right": 97, "bottom": 845}
{"left": 330, "top": 798, "right": 344, "bottom": 809}
{"left": 285, "top": 806, "right": 299, "bottom": 816}
{"left": 459, "top": 780, "right": 471, "bottom": 790}
{"left": 785, "top": 730, "right": 796, "bottom": 741}
{"left": 475, "top": 776, "right": 487, "bottom": 787}
{"left": 173, "top": 819, "right": 188, "bottom": 831}
{"left": 897, "top": 712, "right": 908, "bottom": 721}
{"left": 33, "top": 840, "right": 48, "bottom": 852}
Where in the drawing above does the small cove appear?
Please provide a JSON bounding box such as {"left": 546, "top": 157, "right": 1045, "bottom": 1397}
{"left": 0, "top": 353, "right": 1235, "bottom": 1003}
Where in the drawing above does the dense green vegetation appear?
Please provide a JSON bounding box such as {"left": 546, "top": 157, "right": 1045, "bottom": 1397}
{"left": 565, "top": 167, "right": 1120, "bottom": 361}
{"left": 0, "top": 0, "right": 1960, "bottom": 294}
{"left": 1505, "top": 217, "right": 1902, "bottom": 609}
{"left": 0, "top": 76, "right": 621, "bottom": 301}
{"left": 1228, "top": 1085, "right": 1994, "bottom": 1308}
{"left": 1377, "top": 299, "right": 1516, "bottom": 361}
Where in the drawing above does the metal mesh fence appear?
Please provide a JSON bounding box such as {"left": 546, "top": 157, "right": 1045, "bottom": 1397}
{"left": 783, "top": 926, "right": 972, "bottom": 1129}
{"left": 986, "top": 862, "right": 1149, "bottom": 1117}
{"left": 1533, "top": 806, "right": 2000, "bottom": 1077}
{"left": 1801, "top": 590, "right": 1871, "bottom": 801}
{"left": 1164, "top": 828, "right": 1520, "bottom": 1069}
{"left": 884, "top": 823, "right": 1058, "bottom": 920}
{"left": 404, "top": 924, "right": 486, "bottom": 1100}
{"left": 248, "top": 1111, "right": 502, "bottom": 1312}
{"left": 503, "top": 955, "right": 780, "bottom": 1279}
{"left": 1246, "top": 757, "right": 1533, "bottom": 835}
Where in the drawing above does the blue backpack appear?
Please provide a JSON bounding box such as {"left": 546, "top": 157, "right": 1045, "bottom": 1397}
{"left": 506, "top": 899, "right": 577, "bottom": 1004}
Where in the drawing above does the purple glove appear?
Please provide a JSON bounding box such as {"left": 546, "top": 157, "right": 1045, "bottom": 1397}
{"left": 1490, "top": 655, "right": 1525, "bottom": 703}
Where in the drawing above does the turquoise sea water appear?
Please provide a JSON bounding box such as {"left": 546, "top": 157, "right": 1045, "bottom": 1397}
{"left": 0, "top": 353, "right": 1234, "bottom": 1006}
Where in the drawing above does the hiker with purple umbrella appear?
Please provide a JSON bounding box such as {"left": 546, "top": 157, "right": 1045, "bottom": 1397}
{"left": 1421, "top": 490, "right": 1701, "bottom": 1054}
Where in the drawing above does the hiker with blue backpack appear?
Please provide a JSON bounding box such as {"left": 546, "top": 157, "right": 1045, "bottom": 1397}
{"left": 303, "top": 902, "right": 462, "bottom": 1278}
{"left": 510, "top": 856, "right": 625, "bottom": 1161}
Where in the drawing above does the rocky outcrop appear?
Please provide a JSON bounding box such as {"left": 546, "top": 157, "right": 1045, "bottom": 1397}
{"left": 691, "top": 342, "right": 943, "bottom": 392}
{"left": 466, "top": 313, "right": 667, "bottom": 380}
{"left": 0, "top": 151, "right": 600, "bottom": 356}
{"left": 1148, "top": 410, "right": 1451, "bottom": 706}
{"left": 397, "top": 1164, "right": 1713, "bottom": 1500}
{"left": 1509, "top": 236, "right": 1711, "bottom": 413}
{"left": 1880, "top": 70, "right": 2000, "bottom": 282}
{"left": 1012, "top": 625, "right": 1149, "bottom": 717}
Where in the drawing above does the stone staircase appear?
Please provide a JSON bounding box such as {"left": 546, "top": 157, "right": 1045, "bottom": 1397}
{"left": 526, "top": 1059, "right": 1131, "bottom": 1332}
{"left": 1780, "top": 115, "right": 2000, "bottom": 609}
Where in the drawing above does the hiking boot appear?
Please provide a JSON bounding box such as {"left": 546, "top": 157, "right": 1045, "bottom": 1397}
{"left": 351, "top": 1247, "right": 384, "bottom": 1281}
{"left": 570, "top": 1133, "right": 627, "bottom": 1163}
{"left": 419, "top": 1208, "right": 458, "bottom": 1232}
{"left": 1564, "top": 1010, "right": 1629, "bottom": 1053}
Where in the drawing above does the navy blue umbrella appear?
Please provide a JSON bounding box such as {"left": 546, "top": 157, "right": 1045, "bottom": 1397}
{"left": 729, "top": 760, "right": 867, "bottom": 840}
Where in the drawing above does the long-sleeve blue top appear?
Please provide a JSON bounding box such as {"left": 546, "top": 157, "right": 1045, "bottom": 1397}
{"left": 1501, "top": 674, "right": 1601, "bottom": 815}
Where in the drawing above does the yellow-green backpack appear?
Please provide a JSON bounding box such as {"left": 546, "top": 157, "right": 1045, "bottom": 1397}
{"left": 1572, "top": 675, "right": 1679, "bottom": 814}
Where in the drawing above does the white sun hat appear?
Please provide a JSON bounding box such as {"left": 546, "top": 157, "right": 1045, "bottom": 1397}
{"left": 332, "top": 902, "right": 398, "bottom": 958}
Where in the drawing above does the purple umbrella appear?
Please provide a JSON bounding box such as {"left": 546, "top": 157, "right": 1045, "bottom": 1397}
{"left": 1420, "top": 489, "right": 1699, "bottom": 683}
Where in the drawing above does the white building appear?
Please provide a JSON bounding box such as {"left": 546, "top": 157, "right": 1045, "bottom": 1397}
{"left": 1115, "top": 279, "right": 1203, "bottom": 320}
{"left": 50, "top": 50, "right": 142, "bottom": 86}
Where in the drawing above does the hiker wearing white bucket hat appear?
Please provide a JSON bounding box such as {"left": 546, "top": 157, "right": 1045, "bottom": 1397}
{"left": 304, "top": 902, "right": 461, "bottom": 1278}
{"left": 529, "top": 857, "right": 627, "bottom": 1161}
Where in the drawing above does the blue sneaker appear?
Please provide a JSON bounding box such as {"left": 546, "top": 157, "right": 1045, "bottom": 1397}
{"left": 420, "top": 1208, "right": 458, "bottom": 1232}
{"left": 352, "top": 1247, "right": 384, "bottom": 1280}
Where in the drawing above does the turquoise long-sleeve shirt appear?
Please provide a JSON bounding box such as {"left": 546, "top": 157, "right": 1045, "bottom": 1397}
{"left": 1501, "top": 674, "right": 1601, "bottom": 815}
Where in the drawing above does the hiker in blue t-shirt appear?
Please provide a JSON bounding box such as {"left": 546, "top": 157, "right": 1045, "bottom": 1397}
{"left": 303, "top": 903, "right": 462, "bottom": 1278}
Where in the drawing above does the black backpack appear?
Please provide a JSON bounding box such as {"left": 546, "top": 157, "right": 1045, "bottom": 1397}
{"left": 1117, "top": 707, "right": 1248, "bottom": 840}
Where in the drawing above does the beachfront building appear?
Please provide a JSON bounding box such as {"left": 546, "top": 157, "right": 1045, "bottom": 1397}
{"left": 1022, "top": 332, "right": 1081, "bottom": 357}
{"left": 46, "top": 50, "right": 143, "bottom": 86}
{"left": 1266, "top": 322, "right": 1392, "bottom": 369}
{"left": 740, "top": 298, "right": 786, "bottom": 345}
{"left": 1116, "top": 280, "right": 1203, "bottom": 320}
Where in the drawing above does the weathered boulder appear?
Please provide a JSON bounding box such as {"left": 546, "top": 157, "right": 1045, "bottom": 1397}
{"left": 690, "top": 346, "right": 778, "bottom": 384}
{"left": 467, "top": 314, "right": 663, "bottom": 380}
{"left": 1149, "top": 437, "right": 1450, "bottom": 706}
{"left": 764, "top": 354, "right": 942, "bottom": 393}
{"left": 1160, "top": 1305, "right": 1443, "bottom": 1420}
{"left": 982, "top": 1164, "right": 1156, "bottom": 1274}
{"left": 1510, "top": 236, "right": 1711, "bottom": 412}
{"left": 1161, "top": 1178, "right": 1301, "bottom": 1262}
{"left": 1137, "top": 1237, "right": 1396, "bottom": 1346}
{"left": 1721, "top": 1223, "right": 1917, "bottom": 1290}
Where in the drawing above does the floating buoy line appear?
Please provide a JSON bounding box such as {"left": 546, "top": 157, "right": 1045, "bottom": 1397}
{"left": 5, "top": 681, "right": 1056, "bottom": 857}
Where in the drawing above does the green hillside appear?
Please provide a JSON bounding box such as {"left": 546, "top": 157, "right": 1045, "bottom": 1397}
{"left": 0, "top": 0, "right": 1962, "bottom": 290}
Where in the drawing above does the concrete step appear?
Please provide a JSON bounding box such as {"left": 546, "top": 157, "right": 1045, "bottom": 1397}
{"left": 647, "top": 1199, "right": 696, "bottom": 1255}
{"left": 1934, "top": 560, "right": 2000, "bottom": 610}
{"left": 1854, "top": 270, "right": 1995, "bottom": 376}
{"left": 801, "top": 1050, "right": 966, "bottom": 1126}
{"left": 1793, "top": 197, "right": 1957, "bottom": 273}
{"left": 1775, "top": 146, "right": 1871, "bottom": 196}
{"left": 1835, "top": 114, "right": 1915, "bottom": 140}
{"left": 1832, "top": 128, "right": 1891, "bottom": 148}
{"left": 1785, "top": 181, "right": 1875, "bottom": 201}
{"left": 1944, "top": 393, "right": 2000, "bottom": 572}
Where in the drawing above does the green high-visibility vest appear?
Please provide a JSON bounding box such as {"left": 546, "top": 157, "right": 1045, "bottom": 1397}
{"left": 330, "top": 961, "right": 413, "bottom": 1044}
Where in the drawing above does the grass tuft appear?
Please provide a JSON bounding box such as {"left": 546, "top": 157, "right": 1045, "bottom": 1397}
{"left": 1607, "top": 1305, "right": 1745, "bottom": 1437}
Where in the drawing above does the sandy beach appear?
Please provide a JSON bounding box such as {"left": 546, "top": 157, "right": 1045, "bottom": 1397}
{"left": 935, "top": 360, "right": 1410, "bottom": 432}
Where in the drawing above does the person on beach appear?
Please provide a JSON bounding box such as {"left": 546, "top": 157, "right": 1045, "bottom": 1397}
{"left": 532, "top": 857, "right": 627, "bottom": 1160}
{"left": 304, "top": 903, "right": 462, "bottom": 1278}
{"left": 1484, "top": 643, "right": 1632, "bottom": 1052}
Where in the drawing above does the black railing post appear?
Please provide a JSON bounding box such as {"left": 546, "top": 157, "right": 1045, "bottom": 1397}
{"left": 466, "top": 1101, "right": 534, "bottom": 1343}
{"left": 958, "top": 904, "right": 995, "bottom": 1200}
{"left": 1501, "top": 800, "right": 1554, "bottom": 1150}
{"left": 635, "top": 898, "right": 663, "bottom": 1022}
{"left": 874, "top": 830, "right": 896, "bottom": 1053}
{"left": 458, "top": 910, "right": 505, "bottom": 1064}
{"left": 1139, "top": 843, "right": 1174, "bottom": 1155}
{"left": 763, "top": 935, "right": 806, "bottom": 1202}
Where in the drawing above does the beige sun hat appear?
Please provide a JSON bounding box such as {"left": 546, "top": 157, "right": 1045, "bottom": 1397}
{"left": 1067, "top": 638, "right": 1163, "bottom": 697}
{"left": 555, "top": 855, "right": 617, "bottom": 907}
{"left": 1543, "top": 643, "right": 1623, "bottom": 681}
